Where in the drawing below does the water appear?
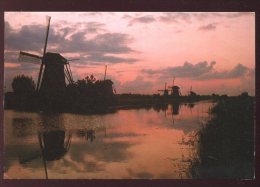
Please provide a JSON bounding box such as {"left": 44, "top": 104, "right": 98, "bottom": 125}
{"left": 4, "top": 101, "right": 214, "bottom": 179}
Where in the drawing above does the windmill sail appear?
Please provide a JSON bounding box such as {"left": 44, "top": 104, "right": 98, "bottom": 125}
{"left": 43, "top": 16, "right": 51, "bottom": 56}
{"left": 37, "top": 16, "right": 51, "bottom": 91}
{"left": 19, "top": 51, "right": 42, "bottom": 63}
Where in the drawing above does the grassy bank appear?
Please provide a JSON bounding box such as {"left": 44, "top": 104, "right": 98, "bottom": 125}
{"left": 190, "top": 95, "right": 255, "bottom": 179}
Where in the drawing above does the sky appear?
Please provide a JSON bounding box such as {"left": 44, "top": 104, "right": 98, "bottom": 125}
{"left": 4, "top": 12, "right": 255, "bottom": 95}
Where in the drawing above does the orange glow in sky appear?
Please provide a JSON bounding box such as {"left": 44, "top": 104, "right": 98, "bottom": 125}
{"left": 4, "top": 12, "right": 255, "bottom": 95}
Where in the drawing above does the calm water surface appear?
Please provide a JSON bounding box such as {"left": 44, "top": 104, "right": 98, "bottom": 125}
{"left": 4, "top": 101, "right": 214, "bottom": 179}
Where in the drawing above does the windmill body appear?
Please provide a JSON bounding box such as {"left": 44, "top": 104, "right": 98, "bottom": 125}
{"left": 171, "top": 86, "right": 181, "bottom": 97}
{"left": 40, "top": 52, "right": 67, "bottom": 97}
{"left": 168, "top": 76, "right": 181, "bottom": 97}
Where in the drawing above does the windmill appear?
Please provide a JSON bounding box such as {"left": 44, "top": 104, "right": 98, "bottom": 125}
{"left": 188, "top": 86, "right": 197, "bottom": 97}
{"left": 101, "top": 64, "right": 116, "bottom": 95}
{"left": 168, "top": 76, "right": 181, "bottom": 97}
{"left": 18, "top": 16, "right": 75, "bottom": 108}
{"left": 158, "top": 82, "right": 169, "bottom": 96}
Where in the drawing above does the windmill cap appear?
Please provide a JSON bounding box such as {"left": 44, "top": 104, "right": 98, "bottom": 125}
{"left": 43, "top": 52, "right": 67, "bottom": 64}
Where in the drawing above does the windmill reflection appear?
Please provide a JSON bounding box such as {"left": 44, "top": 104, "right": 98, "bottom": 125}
{"left": 153, "top": 103, "right": 168, "bottom": 112}
{"left": 170, "top": 102, "right": 180, "bottom": 125}
{"left": 15, "top": 114, "right": 72, "bottom": 179}
{"left": 152, "top": 102, "right": 180, "bottom": 125}
{"left": 186, "top": 102, "right": 195, "bottom": 114}
{"left": 38, "top": 114, "right": 72, "bottom": 179}
{"left": 38, "top": 130, "right": 71, "bottom": 161}
{"left": 86, "top": 129, "right": 95, "bottom": 142}
{"left": 38, "top": 130, "right": 72, "bottom": 179}
{"left": 77, "top": 129, "right": 96, "bottom": 143}
{"left": 171, "top": 102, "right": 180, "bottom": 115}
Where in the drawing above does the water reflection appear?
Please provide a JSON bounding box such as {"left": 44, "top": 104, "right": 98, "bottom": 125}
{"left": 153, "top": 103, "right": 168, "bottom": 112}
{"left": 12, "top": 118, "right": 34, "bottom": 137}
{"left": 171, "top": 102, "right": 180, "bottom": 115}
{"left": 4, "top": 101, "right": 214, "bottom": 179}
{"left": 77, "top": 129, "right": 96, "bottom": 142}
{"left": 39, "top": 130, "right": 71, "bottom": 161}
{"left": 14, "top": 115, "right": 72, "bottom": 179}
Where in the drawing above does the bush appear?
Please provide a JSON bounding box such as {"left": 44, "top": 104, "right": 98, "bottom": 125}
{"left": 12, "top": 75, "right": 35, "bottom": 95}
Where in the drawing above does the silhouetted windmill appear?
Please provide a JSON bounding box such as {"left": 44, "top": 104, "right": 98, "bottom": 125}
{"left": 188, "top": 86, "right": 197, "bottom": 97}
{"left": 158, "top": 82, "right": 169, "bottom": 96}
{"left": 168, "top": 76, "right": 181, "bottom": 97}
{"left": 18, "top": 16, "right": 75, "bottom": 104}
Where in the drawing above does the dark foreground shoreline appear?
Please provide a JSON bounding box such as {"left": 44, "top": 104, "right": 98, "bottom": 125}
{"left": 190, "top": 95, "right": 255, "bottom": 179}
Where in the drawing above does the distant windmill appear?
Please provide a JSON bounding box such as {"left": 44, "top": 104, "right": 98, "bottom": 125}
{"left": 158, "top": 82, "right": 169, "bottom": 96}
{"left": 168, "top": 76, "right": 181, "bottom": 97}
{"left": 188, "top": 86, "right": 192, "bottom": 94}
{"left": 188, "top": 85, "right": 197, "bottom": 97}
{"left": 18, "top": 16, "right": 76, "bottom": 99}
{"left": 168, "top": 76, "right": 175, "bottom": 92}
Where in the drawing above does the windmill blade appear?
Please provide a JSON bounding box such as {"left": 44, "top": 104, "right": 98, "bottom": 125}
{"left": 67, "top": 63, "right": 74, "bottom": 82}
{"left": 64, "top": 68, "right": 72, "bottom": 84}
{"left": 38, "top": 133, "right": 48, "bottom": 179}
{"left": 64, "top": 64, "right": 73, "bottom": 84}
{"left": 43, "top": 16, "right": 51, "bottom": 56}
{"left": 19, "top": 51, "right": 42, "bottom": 63}
{"left": 37, "top": 16, "right": 50, "bottom": 92}
{"left": 36, "top": 64, "right": 45, "bottom": 92}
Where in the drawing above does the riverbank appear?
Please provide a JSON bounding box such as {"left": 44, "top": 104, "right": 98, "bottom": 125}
{"left": 190, "top": 95, "right": 255, "bottom": 179}
{"left": 4, "top": 92, "right": 217, "bottom": 114}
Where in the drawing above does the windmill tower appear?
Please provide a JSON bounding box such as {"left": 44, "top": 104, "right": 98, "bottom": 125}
{"left": 18, "top": 16, "right": 74, "bottom": 109}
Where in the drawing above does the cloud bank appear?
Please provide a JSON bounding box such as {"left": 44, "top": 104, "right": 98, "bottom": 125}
{"left": 142, "top": 61, "right": 252, "bottom": 80}
{"left": 5, "top": 21, "right": 138, "bottom": 65}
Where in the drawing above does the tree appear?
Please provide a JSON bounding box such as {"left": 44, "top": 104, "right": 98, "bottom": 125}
{"left": 12, "top": 75, "right": 35, "bottom": 95}
{"left": 85, "top": 74, "right": 96, "bottom": 84}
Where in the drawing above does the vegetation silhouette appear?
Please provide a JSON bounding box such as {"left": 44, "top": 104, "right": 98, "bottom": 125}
{"left": 12, "top": 74, "right": 35, "bottom": 94}
{"left": 64, "top": 74, "right": 116, "bottom": 113}
{"left": 189, "top": 94, "right": 254, "bottom": 179}
{"left": 5, "top": 74, "right": 116, "bottom": 113}
{"left": 5, "top": 75, "right": 38, "bottom": 110}
{"left": 5, "top": 74, "right": 254, "bottom": 117}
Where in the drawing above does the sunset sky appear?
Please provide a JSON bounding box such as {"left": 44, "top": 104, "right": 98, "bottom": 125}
{"left": 4, "top": 12, "right": 255, "bottom": 95}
